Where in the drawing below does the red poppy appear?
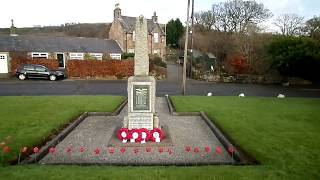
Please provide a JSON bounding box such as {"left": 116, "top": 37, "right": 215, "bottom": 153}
{"left": 133, "top": 147, "right": 139, "bottom": 155}
{"left": 94, "top": 148, "right": 101, "bottom": 155}
{"left": 49, "top": 147, "right": 56, "bottom": 154}
{"left": 108, "top": 147, "right": 115, "bottom": 154}
{"left": 33, "top": 147, "right": 39, "bottom": 153}
{"left": 120, "top": 147, "right": 126, "bottom": 154}
{"left": 21, "top": 147, "right": 28, "bottom": 154}
{"left": 185, "top": 146, "right": 191, "bottom": 152}
{"left": 204, "top": 146, "right": 211, "bottom": 153}
{"left": 215, "top": 147, "right": 222, "bottom": 154}
{"left": 66, "top": 146, "right": 72, "bottom": 154}
{"left": 3, "top": 146, "right": 10, "bottom": 153}
{"left": 194, "top": 147, "right": 200, "bottom": 153}
{"left": 158, "top": 147, "right": 164, "bottom": 154}
{"left": 228, "top": 146, "right": 235, "bottom": 154}
{"left": 145, "top": 147, "right": 152, "bottom": 153}
{"left": 168, "top": 148, "right": 173, "bottom": 155}
{"left": 79, "top": 147, "right": 86, "bottom": 153}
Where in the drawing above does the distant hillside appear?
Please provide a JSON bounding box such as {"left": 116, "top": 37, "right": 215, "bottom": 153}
{"left": 0, "top": 23, "right": 111, "bottom": 39}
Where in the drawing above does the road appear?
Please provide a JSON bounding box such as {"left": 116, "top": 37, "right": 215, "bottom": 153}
{"left": 0, "top": 63, "right": 319, "bottom": 98}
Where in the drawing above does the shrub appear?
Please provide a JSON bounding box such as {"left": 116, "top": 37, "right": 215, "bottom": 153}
{"left": 122, "top": 53, "right": 135, "bottom": 59}
{"left": 267, "top": 36, "right": 320, "bottom": 82}
{"left": 150, "top": 55, "right": 167, "bottom": 68}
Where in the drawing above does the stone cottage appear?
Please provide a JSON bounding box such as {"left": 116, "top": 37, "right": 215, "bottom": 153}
{"left": 0, "top": 34, "right": 123, "bottom": 73}
{"left": 109, "top": 4, "right": 166, "bottom": 57}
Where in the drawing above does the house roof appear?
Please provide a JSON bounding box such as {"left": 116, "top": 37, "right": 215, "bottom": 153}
{"left": 119, "top": 16, "right": 165, "bottom": 35}
{"left": 0, "top": 35, "right": 123, "bottom": 53}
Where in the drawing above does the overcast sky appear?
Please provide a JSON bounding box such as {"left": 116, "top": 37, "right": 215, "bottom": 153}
{"left": 1, "top": 0, "right": 319, "bottom": 30}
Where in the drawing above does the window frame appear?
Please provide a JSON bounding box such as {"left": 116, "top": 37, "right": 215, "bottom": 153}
{"left": 110, "top": 53, "right": 122, "bottom": 60}
{"left": 154, "top": 33, "right": 159, "bottom": 43}
{"left": 69, "top": 53, "right": 84, "bottom": 60}
{"left": 31, "top": 52, "right": 48, "bottom": 59}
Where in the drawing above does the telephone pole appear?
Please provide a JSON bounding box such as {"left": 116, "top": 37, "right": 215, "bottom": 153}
{"left": 182, "top": 0, "right": 191, "bottom": 95}
{"left": 190, "top": 0, "right": 194, "bottom": 78}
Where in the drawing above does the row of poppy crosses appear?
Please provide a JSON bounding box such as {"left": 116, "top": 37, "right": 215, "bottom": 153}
{"left": 2, "top": 144, "right": 236, "bottom": 157}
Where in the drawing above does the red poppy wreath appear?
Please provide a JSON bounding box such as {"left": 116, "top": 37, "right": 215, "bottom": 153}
{"left": 139, "top": 128, "right": 151, "bottom": 143}
{"left": 117, "top": 128, "right": 129, "bottom": 143}
{"left": 150, "top": 128, "right": 164, "bottom": 142}
{"left": 130, "top": 128, "right": 142, "bottom": 143}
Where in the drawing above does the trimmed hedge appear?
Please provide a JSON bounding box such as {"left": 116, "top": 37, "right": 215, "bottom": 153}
{"left": 66, "top": 60, "right": 133, "bottom": 78}
{"left": 11, "top": 59, "right": 134, "bottom": 79}
{"left": 10, "top": 59, "right": 59, "bottom": 75}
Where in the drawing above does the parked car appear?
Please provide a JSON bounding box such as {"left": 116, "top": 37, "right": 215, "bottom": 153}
{"left": 15, "top": 64, "right": 65, "bottom": 81}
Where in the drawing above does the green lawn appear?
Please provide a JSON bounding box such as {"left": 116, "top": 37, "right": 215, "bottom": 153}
{"left": 0, "top": 96, "right": 125, "bottom": 163}
{"left": 171, "top": 96, "right": 320, "bottom": 180}
{"left": 0, "top": 96, "right": 319, "bottom": 180}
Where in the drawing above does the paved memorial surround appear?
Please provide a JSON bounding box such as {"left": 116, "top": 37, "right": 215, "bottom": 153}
{"left": 39, "top": 97, "right": 235, "bottom": 165}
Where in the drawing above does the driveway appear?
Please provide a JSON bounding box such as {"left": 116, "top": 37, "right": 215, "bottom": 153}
{"left": 0, "top": 63, "right": 319, "bottom": 98}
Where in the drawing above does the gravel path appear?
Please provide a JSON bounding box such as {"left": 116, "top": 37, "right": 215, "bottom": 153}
{"left": 39, "top": 97, "right": 234, "bottom": 165}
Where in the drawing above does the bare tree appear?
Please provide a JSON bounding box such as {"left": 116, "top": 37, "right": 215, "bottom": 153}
{"left": 304, "top": 16, "right": 320, "bottom": 40}
{"left": 214, "top": 0, "right": 271, "bottom": 33}
{"left": 194, "top": 0, "right": 271, "bottom": 33}
{"left": 273, "top": 14, "right": 304, "bottom": 36}
{"left": 194, "top": 10, "right": 215, "bottom": 31}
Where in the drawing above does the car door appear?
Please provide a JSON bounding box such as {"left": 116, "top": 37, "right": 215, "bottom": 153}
{"left": 34, "top": 65, "right": 49, "bottom": 78}
{"left": 22, "top": 65, "right": 36, "bottom": 77}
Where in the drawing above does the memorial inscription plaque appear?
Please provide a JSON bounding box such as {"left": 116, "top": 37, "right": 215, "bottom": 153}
{"left": 133, "top": 85, "right": 149, "bottom": 111}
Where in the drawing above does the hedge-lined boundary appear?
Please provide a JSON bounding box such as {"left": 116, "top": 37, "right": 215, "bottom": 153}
{"left": 10, "top": 59, "right": 134, "bottom": 78}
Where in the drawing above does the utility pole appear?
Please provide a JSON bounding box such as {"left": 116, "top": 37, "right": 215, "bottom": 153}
{"left": 190, "top": 0, "right": 194, "bottom": 78}
{"left": 182, "top": 0, "right": 191, "bottom": 95}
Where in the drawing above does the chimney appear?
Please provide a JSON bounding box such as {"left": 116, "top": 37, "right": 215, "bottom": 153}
{"left": 114, "top": 3, "right": 121, "bottom": 20}
{"left": 152, "top": 11, "right": 158, "bottom": 23}
{"left": 10, "top": 19, "right": 18, "bottom": 36}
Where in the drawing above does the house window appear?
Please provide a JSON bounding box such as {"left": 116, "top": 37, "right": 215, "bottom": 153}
{"left": 128, "top": 49, "right": 135, "bottom": 53}
{"left": 70, "top": 53, "right": 84, "bottom": 60}
{"left": 31, "top": 52, "right": 48, "bottom": 59}
{"left": 110, "top": 53, "right": 122, "bottom": 60}
{"left": 153, "top": 50, "right": 160, "bottom": 54}
{"left": 89, "top": 53, "right": 103, "bottom": 60}
{"left": 132, "top": 31, "right": 135, "bottom": 41}
{"left": 154, "top": 33, "right": 159, "bottom": 43}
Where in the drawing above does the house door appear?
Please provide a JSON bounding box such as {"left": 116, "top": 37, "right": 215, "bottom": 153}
{"left": 0, "top": 54, "right": 8, "bottom": 73}
{"left": 57, "top": 53, "right": 65, "bottom": 68}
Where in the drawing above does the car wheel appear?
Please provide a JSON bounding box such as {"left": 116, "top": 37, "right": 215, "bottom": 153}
{"left": 49, "top": 75, "right": 57, "bottom": 81}
{"left": 18, "top": 74, "right": 26, "bottom": 80}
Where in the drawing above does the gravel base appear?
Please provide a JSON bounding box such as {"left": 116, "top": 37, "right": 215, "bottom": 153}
{"left": 39, "top": 97, "right": 235, "bottom": 165}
